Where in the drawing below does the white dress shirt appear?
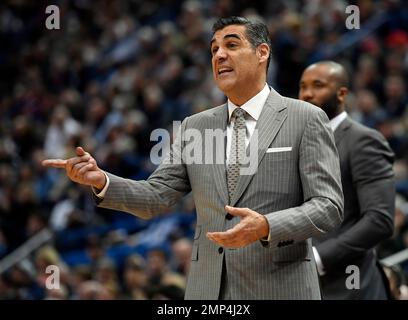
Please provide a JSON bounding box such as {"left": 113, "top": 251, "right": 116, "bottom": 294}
{"left": 226, "top": 84, "right": 270, "bottom": 163}
{"left": 313, "top": 110, "right": 347, "bottom": 276}
{"left": 329, "top": 111, "right": 347, "bottom": 132}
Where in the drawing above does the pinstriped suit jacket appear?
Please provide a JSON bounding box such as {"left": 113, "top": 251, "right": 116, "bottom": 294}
{"left": 98, "top": 88, "right": 344, "bottom": 300}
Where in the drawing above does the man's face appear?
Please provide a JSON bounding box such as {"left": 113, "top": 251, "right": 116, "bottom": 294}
{"left": 298, "top": 65, "right": 341, "bottom": 120}
{"left": 210, "top": 25, "right": 263, "bottom": 97}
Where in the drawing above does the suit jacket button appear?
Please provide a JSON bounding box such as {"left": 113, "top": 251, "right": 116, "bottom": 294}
{"left": 225, "top": 213, "right": 233, "bottom": 220}
{"left": 218, "top": 247, "right": 224, "bottom": 254}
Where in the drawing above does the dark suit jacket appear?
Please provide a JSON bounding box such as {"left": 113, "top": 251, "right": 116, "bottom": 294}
{"left": 313, "top": 116, "right": 395, "bottom": 299}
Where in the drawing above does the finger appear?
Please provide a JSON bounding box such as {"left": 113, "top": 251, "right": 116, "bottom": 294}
{"left": 225, "top": 205, "right": 249, "bottom": 218}
{"left": 209, "top": 228, "right": 250, "bottom": 248}
{"left": 41, "top": 159, "right": 67, "bottom": 168}
{"left": 77, "top": 163, "right": 94, "bottom": 176}
{"left": 76, "top": 146, "right": 89, "bottom": 157}
{"left": 207, "top": 232, "right": 239, "bottom": 248}
{"left": 207, "top": 229, "right": 236, "bottom": 242}
{"left": 66, "top": 155, "right": 91, "bottom": 171}
{"left": 73, "top": 161, "right": 91, "bottom": 174}
{"left": 206, "top": 233, "right": 225, "bottom": 246}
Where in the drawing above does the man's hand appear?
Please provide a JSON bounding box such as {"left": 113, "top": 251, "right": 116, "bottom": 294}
{"left": 206, "top": 206, "right": 270, "bottom": 248}
{"left": 42, "top": 146, "right": 106, "bottom": 190}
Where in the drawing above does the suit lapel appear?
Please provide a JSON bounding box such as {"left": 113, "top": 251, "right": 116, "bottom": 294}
{"left": 230, "top": 88, "right": 287, "bottom": 207}
{"left": 334, "top": 116, "right": 352, "bottom": 146}
{"left": 210, "top": 104, "right": 229, "bottom": 205}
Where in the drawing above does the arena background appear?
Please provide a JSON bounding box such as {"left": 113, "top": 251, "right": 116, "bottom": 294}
{"left": 0, "top": 0, "right": 407, "bottom": 300}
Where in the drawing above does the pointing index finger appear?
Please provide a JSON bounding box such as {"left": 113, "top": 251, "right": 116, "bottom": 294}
{"left": 41, "top": 159, "right": 68, "bottom": 168}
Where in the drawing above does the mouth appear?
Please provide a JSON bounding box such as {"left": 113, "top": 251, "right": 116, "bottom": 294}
{"left": 217, "top": 67, "right": 233, "bottom": 76}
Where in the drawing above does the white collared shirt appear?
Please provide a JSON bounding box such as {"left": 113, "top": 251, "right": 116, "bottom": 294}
{"left": 313, "top": 110, "right": 348, "bottom": 276}
{"left": 226, "top": 83, "right": 270, "bottom": 163}
{"left": 329, "top": 111, "right": 347, "bottom": 132}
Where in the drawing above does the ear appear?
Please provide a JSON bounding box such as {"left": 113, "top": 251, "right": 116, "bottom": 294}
{"left": 257, "top": 43, "right": 270, "bottom": 64}
{"left": 337, "top": 87, "right": 348, "bottom": 103}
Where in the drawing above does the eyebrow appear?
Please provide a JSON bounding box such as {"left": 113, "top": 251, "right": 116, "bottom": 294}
{"left": 299, "top": 79, "right": 326, "bottom": 85}
{"left": 210, "top": 33, "right": 242, "bottom": 46}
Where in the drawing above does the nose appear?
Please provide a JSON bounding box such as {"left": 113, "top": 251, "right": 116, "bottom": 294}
{"left": 299, "top": 87, "right": 313, "bottom": 101}
{"left": 214, "top": 47, "right": 227, "bottom": 61}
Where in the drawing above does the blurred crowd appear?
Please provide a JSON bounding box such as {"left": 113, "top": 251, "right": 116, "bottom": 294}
{"left": 0, "top": 0, "right": 407, "bottom": 299}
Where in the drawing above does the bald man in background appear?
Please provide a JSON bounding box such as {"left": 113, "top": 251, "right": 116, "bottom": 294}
{"left": 299, "top": 61, "right": 395, "bottom": 299}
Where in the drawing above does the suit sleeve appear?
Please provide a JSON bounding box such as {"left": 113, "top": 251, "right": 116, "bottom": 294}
{"left": 95, "top": 117, "right": 192, "bottom": 219}
{"left": 315, "top": 129, "right": 395, "bottom": 272}
{"left": 264, "top": 108, "right": 344, "bottom": 248}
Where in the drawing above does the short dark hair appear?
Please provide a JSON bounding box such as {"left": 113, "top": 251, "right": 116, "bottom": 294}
{"left": 212, "top": 16, "right": 272, "bottom": 74}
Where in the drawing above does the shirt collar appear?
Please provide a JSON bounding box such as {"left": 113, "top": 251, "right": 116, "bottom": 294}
{"left": 227, "top": 83, "right": 270, "bottom": 122}
{"left": 329, "top": 111, "right": 348, "bottom": 131}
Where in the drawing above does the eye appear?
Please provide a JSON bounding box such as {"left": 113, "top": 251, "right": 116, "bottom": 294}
{"left": 227, "top": 42, "right": 238, "bottom": 49}
{"left": 211, "top": 47, "right": 218, "bottom": 55}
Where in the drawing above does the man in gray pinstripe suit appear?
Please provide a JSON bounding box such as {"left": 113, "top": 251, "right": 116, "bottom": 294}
{"left": 43, "top": 17, "right": 344, "bottom": 299}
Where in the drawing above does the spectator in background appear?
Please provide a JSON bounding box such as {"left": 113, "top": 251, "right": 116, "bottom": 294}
{"left": 69, "top": 265, "right": 93, "bottom": 299}
{"left": 44, "top": 105, "right": 82, "bottom": 159}
{"left": 383, "top": 75, "right": 407, "bottom": 119}
{"left": 94, "top": 258, "right": 120, "bottom": 299}
{"left": 121, "top": 254, "right": 148, "bottom": 300}
{"left": 34, "top": 246, "right": 71, "bottom": 295}
{"left": 0, "top": 275, "right": 17, "bottom": 300}
{"left": 148, "top": 283, "right": 185, "bottom": 300}
{"left": 170, "top": 237, "right": 193, "bottom": 277}
{"left": 353, "top": 89, "right": 387, "bottom": 129}
{"left": 76, "top": 280, "right": 113, "bottom": 300}
{"left": 44, "top": 285, "right": 69, "bottom": 300}
{"left": 383, "top": 265, "right": 405, "bottom": 300}
{"left": 299, "top": 60, "right": 395, "bottom": 299}
{"left": 7, "top": 260, "right": 44, "bottom": 300}
{"left": 146, "top": 248, "right": 185, "bottom": 294}
{"left": 379, "top": 194, "right": 408, "bottom": 257}
{"left": 85, "top": 235, "right": 107, "bottom": 273}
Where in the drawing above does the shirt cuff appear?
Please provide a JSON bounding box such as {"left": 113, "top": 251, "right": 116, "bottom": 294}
{"left": 312, "top": 246, "right": 326, "bottom": 276}
{"left": 92, "top": 172, "right": 110, "bottom": 198}
{"left": 260, "top": 220, "right": 272, "bottom": 243}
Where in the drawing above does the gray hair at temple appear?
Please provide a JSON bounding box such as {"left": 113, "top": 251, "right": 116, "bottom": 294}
{"left": 212, "top": 16, "right": 272, "bottom": 74}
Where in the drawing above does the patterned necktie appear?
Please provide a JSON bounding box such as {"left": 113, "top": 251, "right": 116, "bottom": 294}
{"left": 227, "top": 107, "right": 247, "bottom": 202}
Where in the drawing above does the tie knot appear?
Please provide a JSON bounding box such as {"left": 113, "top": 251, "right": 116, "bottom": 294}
{"left": 232, "top": 107, "right": 246, "bottom": 120}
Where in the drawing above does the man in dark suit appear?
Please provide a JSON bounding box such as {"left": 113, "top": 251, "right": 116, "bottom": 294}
{"left": 299, "top": 61, "right": 395, "bottom": 299}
